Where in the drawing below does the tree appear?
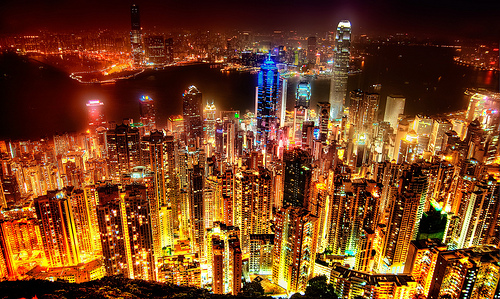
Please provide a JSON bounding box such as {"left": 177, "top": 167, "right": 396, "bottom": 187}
{"left": 304, "top": 275, "right": 338, "bottom": 299}
{"left": 242, "top": 280, "right": 265, "bottom": 297}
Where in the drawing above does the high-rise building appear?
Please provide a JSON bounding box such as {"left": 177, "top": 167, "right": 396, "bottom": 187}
{"left": 256, "top": 56, "right": 282, "bottom": 149}
{"left": 130, "top": 4, "right": 143, "bottom": 66}
{"left": 106, "top": 123, "right": 141, "bottom": 182}
{"left": 307, "top": 36, "right": 317, "bottom": 65}
{"left": 272, "top": 206, "right": 318, "bottom": 293}
{"left": 384, "top": 95, "right": 406, "bottom": 130}
{"left": 329, "top": 20, "right": 351, "bottom": 119}
{"left": 293, "top": 81, "right": 311, "bottom": 145}
{"left": 86, "top": 100, "right": 106, "bottom": 132}
{"left": 183, "top": 86, "right": 204, "bottom": 149}
{"left": 139, "top": 95, "right": 156, "bottom": 133}
{"left": 283, "top": 148, "right": 312, "bottom": 208}
{"left": 34, "top": 190, "right": 80, "bottom": 267}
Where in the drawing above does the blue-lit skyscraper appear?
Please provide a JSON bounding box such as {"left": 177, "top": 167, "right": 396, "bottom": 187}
{"left": 329, "top": 20, "right": 351, "bottom": 119}
{"left": 256, "top": 56, "right": 282, "bottom": 149}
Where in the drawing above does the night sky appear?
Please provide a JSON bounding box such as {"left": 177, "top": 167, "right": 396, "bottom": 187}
{"left": 1, "top": 0, "right": 499, "bottom": 39}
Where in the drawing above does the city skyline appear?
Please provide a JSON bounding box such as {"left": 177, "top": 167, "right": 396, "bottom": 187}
{"left": 0, "top": 2, "right": 499, "bottom": 299}
{"left": 0, "top": 0, "right": 499, "bottom": 41}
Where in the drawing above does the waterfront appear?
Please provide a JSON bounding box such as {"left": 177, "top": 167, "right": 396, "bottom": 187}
{"left": 0, "top": 45, "right": 498, "bottom": 139}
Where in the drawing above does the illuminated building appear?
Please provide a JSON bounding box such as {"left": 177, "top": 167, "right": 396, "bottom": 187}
{"left": 96, "top": 184, "right": 129, "bottom": 277}
{"left": 144, "top": 35, "right": 167, "bottom": 65}
{"left": 249, "top": 234, "right": 274, "bottom": 275}
{"left": 204, "top": 101, "right": 217, "bottom": 152}
{"left": 329, "top": 264, "right": 417, "bottom": 299}
{"left": 384, "top": 95, "right": 406, "bottom": 131}
{"left": 207, "top": 223, "right": 242, "bottom": 295}
{"left": 106, "top": 123, "right": 141, "bottom": 183}
{"left": 382, "top": 192, "right": 419, "bottom": 273}
{"left": 283, "top": 148, "right": 312, "bottom": 208}
{"left": 428, "top": 245, "right": 500, "bottom": 299}
{"left": 307, "top": 36, "right": 316, "bottom": 65}
{"left": 256, "top": 55, "right": 282, "bottom": 148}
{"left": 189, "top": 164, "right": 204, "bottom": 256}
{"left": 86, "top": 100, "right": 106, "bottom": 133}
{"left": 27, "top": 259, "right": 105, "bottom": 283}
{"left": 317, "top": 102, "right": 330, "bottom": 144}
{"left": 161, "top": 253, "right": 200, "bottom": 287}
{"left": 130, "top": 4, "right": 143, "bottom": 66}
{"left": 139, "top": 95, "right": 156, "bottom": 133}
{"left": 349, "top": 90, "right": 380, "bottom": 133}
{"left": 404, "top": 239, "right": 447, "bottom": 297}
{"left": 272, "top": 206, "right": 318, "bottom": 293}
{"left": 329, "top": 20, "right": 351, "bottom": 119}
{"left": 0, "top": 215, "right": 45, "bottom": 278}
{"left": 123, "top": 184, "right": 156, "bottom": 280}
{"left": 293, "top": 81, "right": 311, "bottom": 145}
{"left": 34, "top": 190, "right": 80, "bottom": 267}
{"left": 429, "top": 119, "right": 452, "bottom": 155}
{"left": 183, "top": 86, "right": 204, "bottom": 149}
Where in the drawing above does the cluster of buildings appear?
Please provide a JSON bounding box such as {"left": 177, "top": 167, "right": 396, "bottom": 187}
{"left": 0, "top": 11, "right": 500, "bottom": 299}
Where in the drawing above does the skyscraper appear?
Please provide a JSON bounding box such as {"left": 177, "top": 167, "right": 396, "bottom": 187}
{"left": 283, "top": 148, "right": 312, "bottom": 208}
{"left": 384, "top": 95, "right": 406, "bottom": 130}
{"left": 256, "top": 56, "right": 282, "bottom": 149}
{"left": 139, "top": 95, "right": 156, "bottom": 133}
{"left": 130, "top": 4, "right": 143, "bottom": 66}
{"left": 329, "top": 20, "right": 351, "bottom": 119}
{"left": 86, "top": 100, "right": 105, "bottom": 132}
{"left": 106, "top": 123, "right": 141, "bottom": 182}
{"left": 294, "top": 81, "right": 311, "bottom": 146}
{"left": 183, "top": 86, "right": 203, "bottom": 149}
{"left": 144, "top": 36, "right": 166, "bottom": 65}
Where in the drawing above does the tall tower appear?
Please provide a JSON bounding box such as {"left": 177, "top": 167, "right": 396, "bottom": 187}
{"left": 106, "top": 123, "right": 141, "bottom": 182}
{"left": 384, "top": 95, "right": 406, "bottom": 130}
{"left": 130, "top": 4, "right": 143, "bottom": 67}
{"left": 256, "top": 56, "right": 282, "bottom": 149}
{"left": 283, "top": 148, "right": 312, "bottom": 208}
{"left": 183, "top": 86, "right": 204, "bottom": 150}
{"left": 139, "top": 95, "right": 156, "bottom": 133}
{"left": 293, "top": 81, "right": 311, "bottom": 146}
{"left": 86, "top": 100, "right": 105, "bottom": 132}
{"left": 329, "top": 20, "right": 351, "bottom": 120}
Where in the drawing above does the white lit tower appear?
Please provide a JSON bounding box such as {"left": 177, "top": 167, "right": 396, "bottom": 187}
{"left": 293, "top": 81, "right": 311, "bottom": 146}
{"left": 329, "top": 20, "right": 351, "bottom": 120}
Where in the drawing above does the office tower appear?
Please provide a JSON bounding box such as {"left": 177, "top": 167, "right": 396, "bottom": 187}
{"left": 190, "top": 164, "right": 204, "bottom": 256}
{"left": 106, "top": 123, "right": 141, "bottom": 182}
{"left": 349, "top": 90, "right": 380, "bottom": 133}
{"left": 382, "top": 192, "right": 419, "bottom": 273}
{"left": 317, "top": 102, "right": 330, "bottom": 144}
{"left": 86, "top": 100, "right": 106, "bottom": 132}
{"left": 144, "top": 35, "right": 166, "bottom": 65}
{"left": 293, "top": 81, "right": 311, "bottom": 145}
{"left": 183, "top": 86, "right": 204, "bottom": 149}
{"left": 130, "top": 4, "right": 143, "bottom": 66}
{"left": 428, "top": 245, "right": 500, "bottom": 299}
{"left": 283, "top": 148, "right": 312, "bottom": 208}
{"left": 256, "top": 56, "right": 282, "bottom": 148}
{"left": 34, "top": 190, "right": 80, "bottom": 267}
{"left": 329, "top": 20, "right": 351, "bottom": 119}
{"left": 384, "top": 95, "right": 406, "bottom": 130}
{"left": 139, "top": 95, "right": 156, "bottom": 133}
{"left": 429, "top": 119, "right": 452, "bottom": 155}
{"left": 272, "top": 206, "right": 318, "bottom": 293}
{"left": 307, "top": 36, "right": 316, "bottom": 65}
